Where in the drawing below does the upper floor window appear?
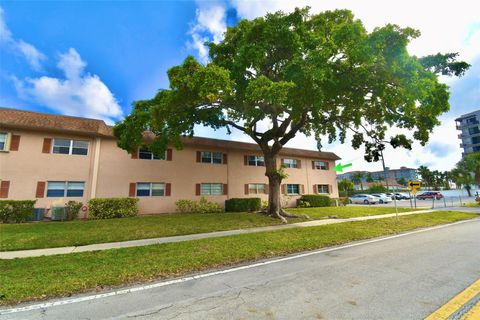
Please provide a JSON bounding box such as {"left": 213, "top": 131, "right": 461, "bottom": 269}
{"left": 53, "top": 139, "right": 89, "bottom": 155}
{"left": 246, "top": 155, "right": 265, "bottom": 166}
{"left": 286, "top": 184, "right": 300, "bottom": 195}
{"left": 200, "top": 183, "right": 223, "bottom": 195}
{"left": 136, "top": 182, "right": 166, "bottom": 197}
{"left": 0, "top": 133, "right": 7, "bottom": 151}
{"left": 201, "top": 151, "right": 222, "bottom": 164}
{"left": 313, "top": 160, "right": 328, "bottom": 170}
{"left": 316, "top": 184, "right": 330, "bottom": 194}
{"left": 283, "top": 158, "right": 298, "bottom": 169}
{"left": 47, "top": 181, "right": 85, "bottom": 197}
{"left": 138, "top": 148, "right": 165, "bottom": 160}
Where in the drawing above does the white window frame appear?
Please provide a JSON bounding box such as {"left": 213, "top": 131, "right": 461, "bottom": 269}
{"left": 247, "top": 155, "right": 265, "bottom": 166}
{"left": 314, "top": 160, "right": 327, "bottom": 170}
{"left": 138, "top": 148, "right": 166, "bottom": 160}
{"left": 286, "top": 184, "right": 300, "bottom": 195}
{"left": 200, "top": 151, "right": 223, "bottom": 164}
{"left": 136, "top": 182, "right": 166, "bottom": 197}
{"left": 316, "top": 184, "right": 330, "bottom": 194}
{"left": 248, "top": 183, "right": 265, "bottom": 194}
{"left": 52, "top": 138, "right": 89, "bottom": 155}
{"left": 46, "top": 181, "right": 85, "bottom": 197}
{"left": 0, "top": 132, "right": 9, "bottom": 151}
{"left": 200, "top": 183, "right": 223, "bottom": 195}
{"left": 283, "top": 159, "right": 298, "bottom": 168}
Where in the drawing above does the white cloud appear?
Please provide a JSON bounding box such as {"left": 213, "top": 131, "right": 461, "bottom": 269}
{"left": 188, "top": 2, "right": 227, "bottom": 63}
{"left": 0, "top": 6, "right": 46, "bottom": 71}
{"left": 13, "top": 48, "right": 123, "bottom": 124}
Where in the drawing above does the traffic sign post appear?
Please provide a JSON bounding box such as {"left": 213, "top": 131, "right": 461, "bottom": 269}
{"left": 408, "top": 180, "right": 420, "bottom": 209}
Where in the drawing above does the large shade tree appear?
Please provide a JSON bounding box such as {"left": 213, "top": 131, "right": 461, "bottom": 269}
{"left": 114, "top": 8, "right": 469, "bottom": 221}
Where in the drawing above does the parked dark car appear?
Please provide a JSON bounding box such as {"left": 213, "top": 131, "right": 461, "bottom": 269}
{"left": 416, "top": 192, "right": 443, "bottom": 200}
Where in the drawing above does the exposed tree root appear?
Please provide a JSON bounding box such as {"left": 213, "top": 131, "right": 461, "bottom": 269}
{"left": 279, "top": 209, "right": 312, "bottom": 220}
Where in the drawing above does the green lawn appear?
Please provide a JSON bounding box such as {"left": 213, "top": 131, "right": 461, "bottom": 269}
{"left": 0, "top": 211, "right": 476, "bottom": 305}
{"left": 0, "top": 207, "right": 420, "bottom": 251}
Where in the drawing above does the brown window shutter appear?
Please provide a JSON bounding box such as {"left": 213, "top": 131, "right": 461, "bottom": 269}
{"left": 281, "top": 184, "right": 286, "bottom": 195}
{"left": 312, "top": 161, "right": 315, "bottom": 170}
{"left": 0, "top": 181, "right": 10, "bottom": 198}
{"left": 131, "top": 149, "right": 138, "bottom": 159}
{"left": 42, "top": 138, "right": 52, "bottom": 153}
{"left": 244, "top": 184, "right": 249, "bottom": 195}
{"left": 223, "top": 153, "right": 228, "bottom": 164}
{"left": 35, "top": 181, "right": 45, "bottom": 198}
{"left": 165, "top": 183, "right": 171, "bottom": 196}
{"left": 313, "top": 184, "right": 317, "bottom": 194}
{"left": 129, "top": 183, "right": 136, "bottom": 197}
{"left": 223, "top": 184, "right": 228, "bottom": 195}
{"left": 297, "top": 160, "right": 302, "bottom": 169}
{"left": 166, "top": 149, "right": 173, "bottom": 161}
{"left": 195, "top": 183, "right": 201, "bottom": 195}
{"left": 244, "top": 155, "right": 248, "bottom": 165}
{"left": 10, "top": 135, "right": 21, "bottom": 151}
{"left": 326, "top": 162, "right": 330, "bottom": 170}
{"left": 281, "top": 158, "right": 284, "bottom": 165}
{"left": 300, "top": 184, "right": 305, "bottom": 194}
{"left": 264, "top": 184, "right": 269, "bottom": 194}
{"left": 328, "top": 184, "right": 332, "bottom": 194}
{"left": 196, "top": 151, "right": 201, "bottom": 162}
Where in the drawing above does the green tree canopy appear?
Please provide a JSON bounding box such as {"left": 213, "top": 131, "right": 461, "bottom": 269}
{"left": 114, "top": 7, "right": 469, "bottom": 220}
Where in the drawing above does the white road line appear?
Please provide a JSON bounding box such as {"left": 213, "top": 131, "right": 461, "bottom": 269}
{"left": 1, "top": 218, "right": 479, "bottom": 315}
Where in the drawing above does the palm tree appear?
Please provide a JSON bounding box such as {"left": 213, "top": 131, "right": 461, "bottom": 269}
{"left": 351, "top": 172, "right": 365, "bottom": 191}
{"left": 418, "top": 166, "right": 433, "bottom": 190}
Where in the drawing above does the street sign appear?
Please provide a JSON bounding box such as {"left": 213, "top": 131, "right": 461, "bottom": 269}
{"left": 408, "top": 180, "right": 421, "bottom": 194}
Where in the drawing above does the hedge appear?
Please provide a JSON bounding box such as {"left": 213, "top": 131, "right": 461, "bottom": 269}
{"left": 175, "top": 197, "right": 223, "bottom": 214}
{"left": 225, "top": 198, "right": 261, "bottom": 212}
{"left": 88, "top": 198, "right": 139, "bottom": 219}
{"left": 0, "top": 200, "right": 36, "bottom": 223}
{"left": 298, "top": 194, "right": 331, "bottom": 207}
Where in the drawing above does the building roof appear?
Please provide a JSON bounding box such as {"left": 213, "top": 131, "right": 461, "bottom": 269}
{"left": 0, "top": 107, "right": 340, "bottom": 160}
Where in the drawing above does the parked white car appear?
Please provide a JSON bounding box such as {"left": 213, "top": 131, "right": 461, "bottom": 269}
{"left": 349, "top": 194, "right": 378, "bottom": 204}
{"left": 371, "top": 193, "right": 392, "bottom": 204}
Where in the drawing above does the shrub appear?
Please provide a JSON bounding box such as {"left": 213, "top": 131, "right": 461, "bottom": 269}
{"left": 298, "top": 194, "right": 331, "bottom": 207}
{"left": 65, "top": 201, "right": 83, "bottom": 220}
{"left": 368, "top": 184, "right": 387, "bottom": 193}
{"left": 225, "top": 198, "right": 261, "bottom": 212}
{"left": 175, "top": 197, "right": 223, "bottom": 214}
{"left": 296, "top": 199, "right": 311, "bottom": 208}
{"left": 0, "top": 200, "right": 36, "bottom": 223}
{"left": 88, "top": 198, "right": 139, "bottom": 219}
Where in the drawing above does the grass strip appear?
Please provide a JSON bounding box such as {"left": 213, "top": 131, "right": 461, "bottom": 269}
{"left": 0, "top": 207, "right": 419, "bottom": 251}
{"left": 0, "top": 210, "right": 476, "bottom": 306}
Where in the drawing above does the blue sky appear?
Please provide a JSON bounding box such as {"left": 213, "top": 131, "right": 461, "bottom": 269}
{"left": 0, "top": 0, "right": 479, "bottom": 171}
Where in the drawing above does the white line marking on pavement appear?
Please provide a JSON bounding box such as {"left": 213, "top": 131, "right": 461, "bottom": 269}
{"left": 1, "top": 218, "right": 479, "bottom": 315}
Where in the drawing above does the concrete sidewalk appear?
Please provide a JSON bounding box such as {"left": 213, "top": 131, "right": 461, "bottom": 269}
{"left": 1, "top": 207, "right": 477, "bottom": 260}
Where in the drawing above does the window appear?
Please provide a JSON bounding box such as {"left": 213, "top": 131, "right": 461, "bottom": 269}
{"left": 200, "top": 183, "right": 223, "bottom": 195}
{"left": 286, "top": 184, "right": 300, "bottom": 195}
{"left": 247, "top": 155, "right": 265, "bottom": 166}
{"left": 138, "top": 148, "right": 165, "bottom": 160}
{"left": 316, "top": 184, "right": 330, "bottom": 194}
{"left": 52, "top": 139, "right": 89, "bottom": 155}
{"left": 314, "top": 160, "right": 327, "bottom": 170}
{"left": 201, "top": 151, "right": 222, "bottom": 164}
{"left": 47, "top": 181, "right": 85, "bottom": 197}
{"left": 136, "top": 182, "right": 166, "bottom": 197}
{"left": 0, "top": 133, "right": 7, "bottom": 151}
{"left": 248, "top": 183, "right": 265, "bottom": 194}
{"left": 283, "top": 159, "right": 298, "bottom": 168}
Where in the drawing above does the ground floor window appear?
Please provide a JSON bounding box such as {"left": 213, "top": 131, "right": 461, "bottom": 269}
{"left": 286, "top": 184, "right": 300, "bottom": 195}
{"left": 136, "top": 183, "right": 166, "bottom": 197}
{"left": 47, "top": 181, "right": 85, "bottom": 197}
{"left": 316, "top": 184, "right": 330, "bottom": 194}
{"left": 201, "top": 183, "right": 223, "bottom": 195}
{"left": 248, "top": 183, "right": 265, "bottom": 194}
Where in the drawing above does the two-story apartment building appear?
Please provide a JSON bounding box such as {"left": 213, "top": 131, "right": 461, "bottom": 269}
{"left": 0, "top": 108, "right": 340, "bottom": 217}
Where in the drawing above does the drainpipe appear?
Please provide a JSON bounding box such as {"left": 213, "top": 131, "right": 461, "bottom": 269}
{"left": 90, "top": 137, "right": 101, "bottom": 199}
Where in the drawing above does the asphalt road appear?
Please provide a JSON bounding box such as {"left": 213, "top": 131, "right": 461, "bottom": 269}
{"left": 2, "top": 218, "right": 480, "bottom": 320}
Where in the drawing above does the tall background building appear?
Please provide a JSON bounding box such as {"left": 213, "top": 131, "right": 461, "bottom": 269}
{"left": 456, "top": 110, "right": 480, "bottom": 157}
